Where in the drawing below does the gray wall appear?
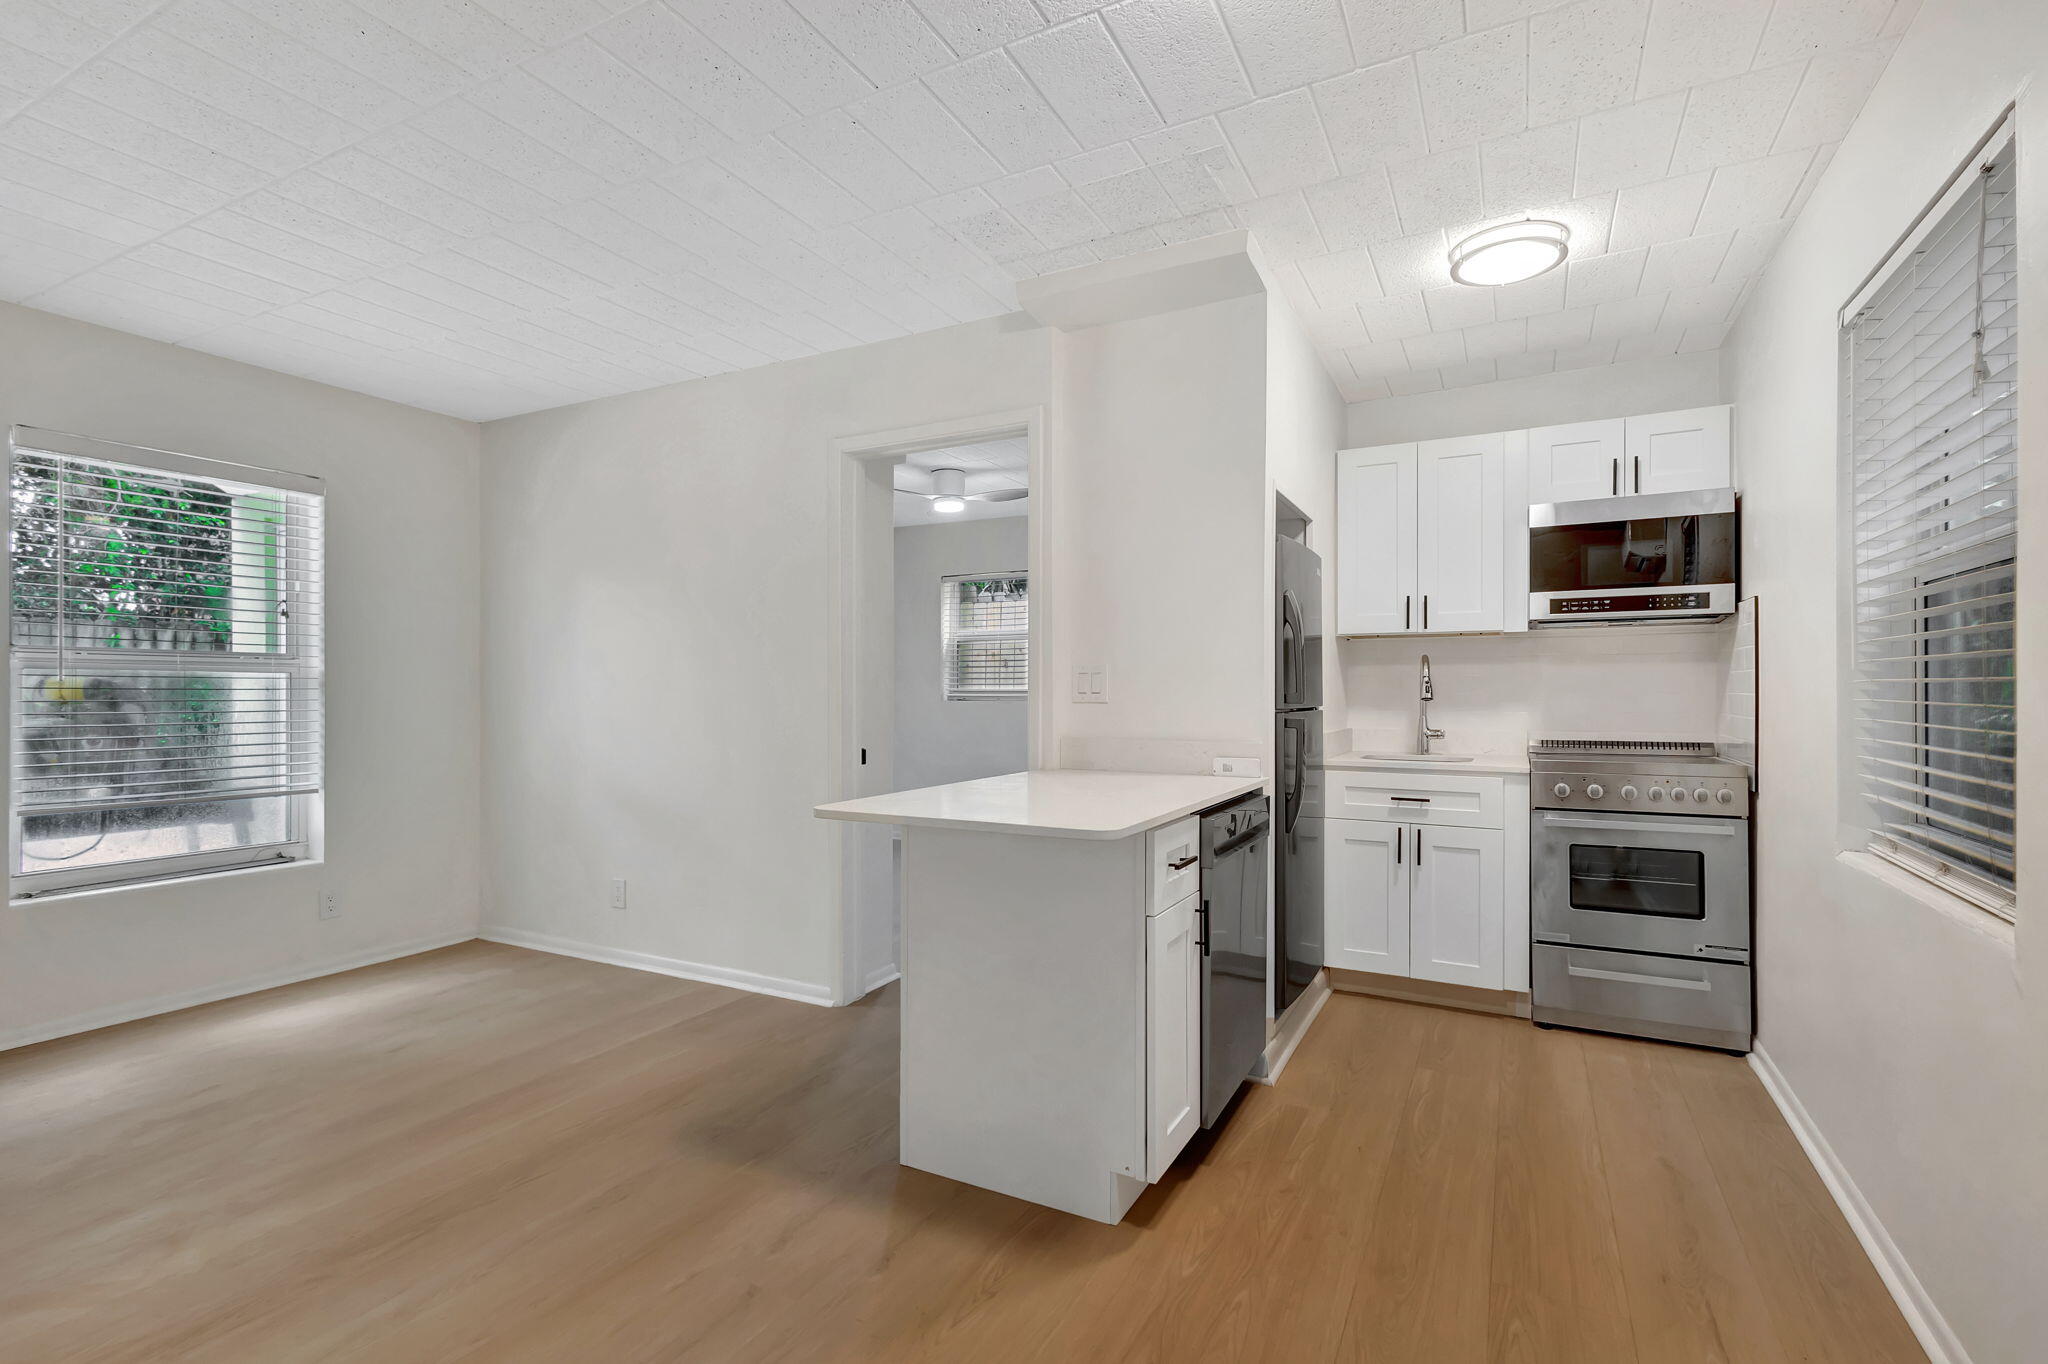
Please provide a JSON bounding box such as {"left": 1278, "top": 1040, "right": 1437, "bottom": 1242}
{"left": 894, "top": 517, "right": 1029, "bottom": 791}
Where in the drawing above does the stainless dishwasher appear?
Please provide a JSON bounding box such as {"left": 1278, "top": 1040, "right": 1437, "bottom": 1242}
{"left": 1200, "top": 795, "right": 1270, "bottom": 1125}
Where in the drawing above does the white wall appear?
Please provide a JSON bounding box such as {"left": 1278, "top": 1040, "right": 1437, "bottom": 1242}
{"left": 894, "top": 518, "right": 1029, "bottom": 791}
{"left": 1048, "top": 293, "right": 1270, "bottom": 775}
{"left": 1346, "top": 349, "right": 1724, "bottom": 446}
{"left": 479, "top": 315, "right": 1051, "bottom": 999}
{"left": 1721, "top": 4, "right": 2047, "bottom": 1360}
{"left": 1341, "top": 625, "right": 1734, "bottom": 757}
{"left": 0, "top": 302, "right": 483, "bottom": 1047}
{"left": 1266, "top": 295, "right": 1350, "bottom": 734}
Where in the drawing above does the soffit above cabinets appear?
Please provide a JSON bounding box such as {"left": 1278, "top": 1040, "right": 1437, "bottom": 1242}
{"left": 0, "top": 0, "right": 1913, "bottom": 420}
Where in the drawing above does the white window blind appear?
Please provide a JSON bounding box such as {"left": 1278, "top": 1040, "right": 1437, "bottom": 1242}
{"left": 8, "top": 427, "right": 324, "bottom": 894}
{"left": 940, "top": 573, "right": 1028, "bottom": 700}
{"left": 1843, "top": 131, "right": 2017, "bottom": 916}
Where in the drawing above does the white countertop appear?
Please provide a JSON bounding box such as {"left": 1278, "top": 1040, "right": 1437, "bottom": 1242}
{"left": 813, "top": 770, "right": 1268, "bottom": 840}
{"left": 1321, "top": 751, "right": 1530, "bottom": 776}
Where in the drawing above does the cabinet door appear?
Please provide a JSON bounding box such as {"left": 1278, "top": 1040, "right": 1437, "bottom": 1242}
{"left": 1626, "top": 405, "right": 1731, "bottom": 494}
{"left": 1337, "top": 444, "right": 1417, "bottom": 634}
{"left": 1146, "top": 895, "right": 1201, "bottom": 1181}
{"left": 1415, "top": 433, "right": 1505, "bottom": 633}
{"left": 1527, "top": 419, "right": 1624, "bottom": 504}
{"left": 1409, "top": 825, "right": 1504, "bottom": 990}
{"left": 1324, "top": 819, "right": 1409, "bottom": 974}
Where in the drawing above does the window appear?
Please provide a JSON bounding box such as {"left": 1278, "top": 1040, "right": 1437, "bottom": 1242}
{"left": 7, "top": 428, "right": 324, "bottom": 897}
{"left": 940, "top": 573, "right": 1028, "bottom": 700}
{"left": 1842, "top": 127, "right": 2017, "bottom": 917}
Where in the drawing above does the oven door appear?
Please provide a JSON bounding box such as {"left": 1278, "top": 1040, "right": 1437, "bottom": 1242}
{"left": 1531, "top": 809, "right": 1749, "bottom": 960}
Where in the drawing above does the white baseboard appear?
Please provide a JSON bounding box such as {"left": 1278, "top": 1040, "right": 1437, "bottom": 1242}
{"left": 0, "top": 931, "right": 474, "bottom": 1053}
{"left": 1256, "top": 971, "right": 1330, "bottom": 1085}
{"left": 862, "top": 963, "right": 900, "bottom": 995}
{"left": 479, "top": 925, "right": 833, "bottom": 1006}
{"left": 1749, "top": 1044, "right": 1970, "bottom": 1364}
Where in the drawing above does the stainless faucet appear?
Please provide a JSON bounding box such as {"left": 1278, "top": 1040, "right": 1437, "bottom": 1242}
{"left": 1418, "top": 654, "right": 1445, "bottom": 755}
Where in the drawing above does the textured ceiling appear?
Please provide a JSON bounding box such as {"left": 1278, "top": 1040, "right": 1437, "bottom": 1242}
{"left": 0, "top": 0, "right": 1915, "bottom": 420}
{"left": 894, "top": 436, "right": 1028, "bottom": 526}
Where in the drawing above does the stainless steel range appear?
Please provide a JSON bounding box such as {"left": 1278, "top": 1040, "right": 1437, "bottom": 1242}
{"left": 1528, "top": 738, "right": 1753, "bottom": 1052}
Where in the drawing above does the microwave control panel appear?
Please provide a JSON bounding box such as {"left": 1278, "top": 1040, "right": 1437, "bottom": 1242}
{"left": 1546, "top": 591, "right": 1712, "bottom": 615}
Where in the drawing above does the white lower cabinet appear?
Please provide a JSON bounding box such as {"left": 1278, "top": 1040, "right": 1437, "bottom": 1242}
{"left": 1323, "top": 771, "right": 1519, "bottom": 993}
{"left": 1326, "top": 819, "right": 1408, "bottom": 974}
{"left": 1408, "top": 825, "right": 1504, "bottom": 989}
{"left": 1145, "top": 894, "right": 1201, "bottom": 1181}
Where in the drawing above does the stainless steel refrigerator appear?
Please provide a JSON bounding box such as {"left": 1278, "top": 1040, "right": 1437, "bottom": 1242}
{"left": 1274, "top": 534, "right": 1324, "bottom": 1015}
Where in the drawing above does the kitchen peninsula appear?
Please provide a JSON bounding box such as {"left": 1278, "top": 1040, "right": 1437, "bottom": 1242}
{"left": 817, "top": 769, "right": 1265, "bottom": 1223}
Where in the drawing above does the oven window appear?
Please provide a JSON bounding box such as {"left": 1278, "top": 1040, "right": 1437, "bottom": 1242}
{"left": 1568, "top": 845, "right": 1706, "bottom": 918}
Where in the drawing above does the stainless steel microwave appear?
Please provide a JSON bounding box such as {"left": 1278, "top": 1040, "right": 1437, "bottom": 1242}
{"left": 1529, "top": 489, "right": 1737, "bottom": 625}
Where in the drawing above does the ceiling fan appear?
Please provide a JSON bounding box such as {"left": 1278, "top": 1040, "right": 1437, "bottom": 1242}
{"left": 901, "top": 466, "right": 1028, "bottom": 515}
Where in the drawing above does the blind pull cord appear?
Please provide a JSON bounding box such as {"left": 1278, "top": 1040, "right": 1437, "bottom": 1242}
{"left": 1972, "top": 161, "right": 1992, "bottom": 395}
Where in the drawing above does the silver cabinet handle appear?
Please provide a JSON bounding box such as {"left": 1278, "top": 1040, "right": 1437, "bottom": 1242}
{"left": 1166, "top": 855, "right": 1198, "bottom": 871}
{"left": 1568, "top": 963, "right": 1710, "bottom": 991}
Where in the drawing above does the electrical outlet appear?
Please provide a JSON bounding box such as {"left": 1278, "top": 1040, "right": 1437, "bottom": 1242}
{"left": 317, "top": 892, "right": 339, "bottom": 920}
{"left": 610, "top": 878, "right": 628, "bottom": 911}
{"left": 1214, "top": 756, "right": 1263, "bottom": 778}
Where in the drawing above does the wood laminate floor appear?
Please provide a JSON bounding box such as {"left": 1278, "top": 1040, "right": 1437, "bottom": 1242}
{"left": 0, "top": 942, "right": 1924, "bottom": 1364}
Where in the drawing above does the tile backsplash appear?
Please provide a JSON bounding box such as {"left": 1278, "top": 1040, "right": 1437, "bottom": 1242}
{"left": 1715, "top": 597, "right": 1759, "bottom": 767}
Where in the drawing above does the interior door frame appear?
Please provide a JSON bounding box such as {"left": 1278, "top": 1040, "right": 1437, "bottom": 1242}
{"left": 825, "top": 406, "right": 1050, "bottom": 1006}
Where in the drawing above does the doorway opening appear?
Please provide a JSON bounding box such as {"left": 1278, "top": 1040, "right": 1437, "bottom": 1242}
{"left": 828, "top": 410, "right": 1046, "bottom": 1005}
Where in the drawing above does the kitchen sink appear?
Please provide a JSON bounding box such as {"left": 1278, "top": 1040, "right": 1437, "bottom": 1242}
{"left": 1350, "top": 752, "right": 1476, "bottom": 763}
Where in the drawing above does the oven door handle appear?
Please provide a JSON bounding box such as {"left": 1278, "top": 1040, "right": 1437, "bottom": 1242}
{"left": 1567, "top": 963, "right": 1712, "bottom": 991}
{"left": 1537, "top": 814, "right": 1740, "bottom": 836}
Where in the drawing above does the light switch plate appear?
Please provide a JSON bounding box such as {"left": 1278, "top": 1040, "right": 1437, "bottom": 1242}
{"left": 1213, "top": 756, "right": 1263, "bottom": 778}
{"left": 1071, "top": 664, "right": 1108, "bottom": 703}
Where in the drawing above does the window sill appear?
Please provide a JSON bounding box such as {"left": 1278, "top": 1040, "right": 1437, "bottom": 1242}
{"left": 1836, "top": 849, "right": 2017, "bottom": 951}
{"left": 10, "top": 855, "right": 321, "bottom": 908}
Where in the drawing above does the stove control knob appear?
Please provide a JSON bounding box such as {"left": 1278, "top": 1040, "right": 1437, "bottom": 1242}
{"left": 1715, "top": 787, "right": 1735, "bottom": 805}
{"left": 1552, "top": 782, "right": 1572, "bottom": 799}
{"left": 1619, "top": 785, "right": 1638, "bottom": 801}
{"left": 1647, "top": 787, "right": 1664, "bottom": 802}
{"left": 1585, "top": 783, "right": 1605, "bottom": 800}
{"left": 1692, "top": 788, "right": 1711, "bottom": 804}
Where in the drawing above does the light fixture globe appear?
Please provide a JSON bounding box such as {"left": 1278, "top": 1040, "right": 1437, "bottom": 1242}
{"left": 1448, "top": 219, "right": 1570, "bottom": 287}
{"left": 929, "top": 467, "right": 968, "bottom": 514}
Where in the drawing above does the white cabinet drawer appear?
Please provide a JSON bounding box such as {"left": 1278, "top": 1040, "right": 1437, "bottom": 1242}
{"left": 1148, "top": 817, "right": 1201, "bottom": 914}
{"left": 1323, "top": 770, "right": 1505, "bottom": 829}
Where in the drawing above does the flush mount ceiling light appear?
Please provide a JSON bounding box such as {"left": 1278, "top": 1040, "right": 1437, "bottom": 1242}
{"left": 1448, "top": 219, "right": 1571, "bottom": 287}
{"left": 906, "top": 467, "right": 1028, "bottom": 516}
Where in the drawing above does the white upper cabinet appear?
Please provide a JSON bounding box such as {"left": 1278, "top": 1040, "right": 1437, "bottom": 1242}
{"left": 1336, "top": 405, "right": 1731, "bottom": 637}
{"left": 1415, "top": 434, "right": 1505, "bottom": 634}
{"left": 1626, "top": 405, "right": 1732, "bottom": 494}
{"left": 1336, "top": 444, "right": 1417, "bottom": 635}
{"left": 1527, "top": 418, "right": 1624, "bottom": 503}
